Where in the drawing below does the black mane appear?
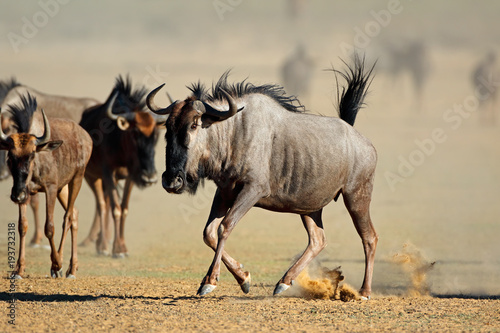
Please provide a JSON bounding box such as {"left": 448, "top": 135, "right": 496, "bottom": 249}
{"left": 6, "top": 93, "right": 37, "bottom": 133}
{"left": 0, "top": 77, "right": 21, "bottom": 104}
{"left": 110, "top": 75, "right": 148, "bottom": 113}
{"left": 189, "top": 71, "right": 305, "bottom": 113}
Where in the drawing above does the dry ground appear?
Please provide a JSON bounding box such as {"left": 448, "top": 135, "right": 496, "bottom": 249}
{"left": 1, "top": 1, "right": 500, "bottom": 332}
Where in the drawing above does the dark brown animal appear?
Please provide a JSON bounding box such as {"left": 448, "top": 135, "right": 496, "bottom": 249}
{"left": 146, "top": 57, "right": 378, "bottom": 298}
{"left": 0, "top": 94, "right": 92, "bottom": 278}
{"left": 80, "top": 75, "right": 167, "bottom": 257}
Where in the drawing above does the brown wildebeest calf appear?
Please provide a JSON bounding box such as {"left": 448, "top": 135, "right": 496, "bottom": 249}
{"left": 147, "top": 56, "right": 378, "bottom": 298}
{"left": 0, "top": 78, "right": 99, "bottom": 247}
{"left": 0, "top": 94, "right": 92, "bottom": 278}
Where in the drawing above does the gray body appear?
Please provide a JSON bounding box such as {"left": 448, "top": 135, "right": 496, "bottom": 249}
{"left": 147, "top": 56, "right": 378, "bottom": 297}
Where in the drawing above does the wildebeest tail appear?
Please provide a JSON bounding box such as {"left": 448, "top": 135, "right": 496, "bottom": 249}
{"left": 331, "top": 54, "right": 375, "bottom": 126}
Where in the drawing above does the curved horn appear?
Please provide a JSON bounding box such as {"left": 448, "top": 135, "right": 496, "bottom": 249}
{"left": 146, "top": 84, "right": 178, "bottom": 115}
{"left": 35, "top": 109, "right": 51, "bottom": 146}
{"left": 105, "top": 91, "right": 120, "bottom": 120}
{"left": 198, "top": 88, "right": 241, "bottom": 121}
{"left": 166, "top": 91, "right": 174, "bottom": 104}
{"left": 0, "top": 108, "right": 9, "bottom": 143}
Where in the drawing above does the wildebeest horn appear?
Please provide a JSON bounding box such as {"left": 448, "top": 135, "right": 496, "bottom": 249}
{"left": 105, "top": 91, "right": 120, "bottom": 120}
{"left": 195, "top": 88, "right": 241, "bottom": 121}
{"left": 35, "top": 109, "right": 51, "bottom": 146}
{"left": 0, "top": 108, "right": 9, "bottom": 143}
{"left": 166, "top": 92, "right": 174, "bottom": 104}
{"left": 146, "top": 84, "right": 178, "bottom": 116}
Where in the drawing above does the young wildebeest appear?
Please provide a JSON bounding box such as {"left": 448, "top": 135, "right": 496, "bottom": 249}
{"left": 0, "top": 94, "right": 92, "bottom": 278}
{"left": 0, "top": 78, "right": 99, "bottom": 246}
{"left": 80, "top": 75, "right": 167, "bottom": 257}
{"left": 146, "top": 57, "right": 378, "bottom": 298}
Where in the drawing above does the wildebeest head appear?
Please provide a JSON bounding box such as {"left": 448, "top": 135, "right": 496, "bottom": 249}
{"left": 146, "top": 83, "right": 240, "bottom": 194}
{"left": 0, "top": 94, "right": 62, "bottom": 204}
{"left": 105, "top": 75, "right": 168, "bottom": 188}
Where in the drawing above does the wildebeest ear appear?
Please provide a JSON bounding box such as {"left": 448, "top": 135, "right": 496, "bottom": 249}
{"left": 36, "top": 140, "right": 63, "bottom": 152}
{"left": 116, "top": 117, "right": 130, "bottom": 131}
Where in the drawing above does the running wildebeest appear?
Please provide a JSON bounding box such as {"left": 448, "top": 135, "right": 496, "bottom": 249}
{"left": 378, "top": 38, "right": 431, "bottom": 112}
{"left": 0, "top": 78, "right": 100, "bottom": 247}
{"left": 0, "top": 94, "right": 92, "bottom": 278}
{"left": 281, "top": 43, "right": 314, "bottom": 101}
{"left": 80, "top": 75, "right": 167, "bottom": 257}
{"left": 471, "top": 51, "right": 498, "bottom": 124}
{"left": 146, "top": 56, "right": 378, "bottom": 298}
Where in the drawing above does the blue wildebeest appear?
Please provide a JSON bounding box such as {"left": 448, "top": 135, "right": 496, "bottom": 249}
{"left": 281, "top": 43, "right": 314, "bottom": 101}
{"left": 471, "top": 51, "right": 498, "bottom": 124}
{"left": 80, "top": 75, "right": 167, "bottom": 257}
{"left": 0, "top": 78, "right": 99, "bottom": 246}
{"left": 146, "top": 56, "right": 378, "bottom": 298}
{"left": 0, "top": 94, "right": 92, "bottom": 278}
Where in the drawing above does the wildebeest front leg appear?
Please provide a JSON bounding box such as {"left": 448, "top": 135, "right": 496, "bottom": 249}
{"left": 28, "top": 193, "right": 43, "bottom": 247}
{"left": 44, "top": 188, "right": 64, "bottom": 278}
{"left": 116, "top": 177, "right": 133, "bottom": 256}
{"left": 201, "top": 189, "right": 252, "bottom": 294}
{"left": 274, "top": 210, "right": 326, "bottom": 295}
{"left": 104, "top": 173, "right": 125, "bottom": 258}
{"left": 12, "top": 203, "right": 28, "bottom": 279}
{"left": 198, "top": 185, "right": 264, "bottom": 296}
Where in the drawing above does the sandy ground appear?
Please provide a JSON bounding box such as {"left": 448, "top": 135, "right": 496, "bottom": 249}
{"left": 1, "top": 1, "right": 500, "bottom": 331}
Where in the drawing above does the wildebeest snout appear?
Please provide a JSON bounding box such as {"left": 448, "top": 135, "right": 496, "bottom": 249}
{"left": 162, "top": 170, "right": 184, "bottom": 194}
{"left": 11, "top": 187, "right": 28, "bottom": 204}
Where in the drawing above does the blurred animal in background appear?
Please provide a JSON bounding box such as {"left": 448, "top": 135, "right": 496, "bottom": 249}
{"left": 0, "top": 78, "right": 99, "bottom": 247}
{"left": 376, "top": 38, "right": 431, "bottom": 112}
{"left": 0, "top": 94, "right": 92, "bottom": 279}
{"left": 79, "top": 75, "right": 167, "bottom": 257}
{"left": 281, "top": 43, "right": 314, "bottom": 103}
{"left": 286, "top": 0, "right": 306, "bottom": 22}
{"left": 471, "top": 51, "right": 498, "bottom": 124}
{"left": 147, "top": 56, "right": 378, "bottom": 299}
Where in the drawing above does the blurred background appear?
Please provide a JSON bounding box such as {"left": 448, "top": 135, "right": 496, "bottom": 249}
{"left": 0, "top": 0, "right": 499, "bottom": 296}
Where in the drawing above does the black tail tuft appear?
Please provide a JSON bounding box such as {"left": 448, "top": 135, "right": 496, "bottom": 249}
{"left": 329, "top": 54, "right": 375, "bottom": 126}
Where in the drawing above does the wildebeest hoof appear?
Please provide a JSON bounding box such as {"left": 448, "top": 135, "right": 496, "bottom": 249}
{"left": 51, "top": 268, "right": 63, "bottom": 278}
{"left": 11, "top": 274, "right": 23, "bottom": 280}
{"left": 112, "top": 252, "right": 126, "bottom": 259}
{"left": 360, "top": 295, "right": 370, "bottom": 301}
{"left": 239, "top": 273, "right": 251, "bottom": 294}
{"left": 97, "top": 250, "right": 110, "bottom": 257}
{"left": 66, "top": 274, "right": 76, "bottom": 279}
{"left": 29, "top": 243, "right": 41, "bottom": 249}
{"left": 273, "top": 282, "right": 290, "bottom": 296}
{"left": 197, "top": 284, "right": 217, "bottom": 296}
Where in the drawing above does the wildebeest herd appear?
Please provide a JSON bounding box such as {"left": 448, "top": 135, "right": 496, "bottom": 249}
{"left": 1, "top": 56, "right": 379, "bottom": 299}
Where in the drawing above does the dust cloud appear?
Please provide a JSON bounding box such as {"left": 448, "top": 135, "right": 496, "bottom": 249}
{"left": 291, "top": 262, "right": 361, "bottom": 302}
{"left": 391, "top": 243, "right": 435, "bottom": 297}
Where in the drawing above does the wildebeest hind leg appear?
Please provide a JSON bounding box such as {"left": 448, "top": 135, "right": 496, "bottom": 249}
{"left": 343, "top": 181, "right": 378, "bottom": 299}
{"left": 201, "top": 190, "right": 251, "bottom": 294}
{"left": 274, "top": 210, "right": 326, "bottom": 295}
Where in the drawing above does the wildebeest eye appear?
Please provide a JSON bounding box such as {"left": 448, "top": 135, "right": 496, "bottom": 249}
{"left": 191, "top": 123, "right": 197, "bottom": 130}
